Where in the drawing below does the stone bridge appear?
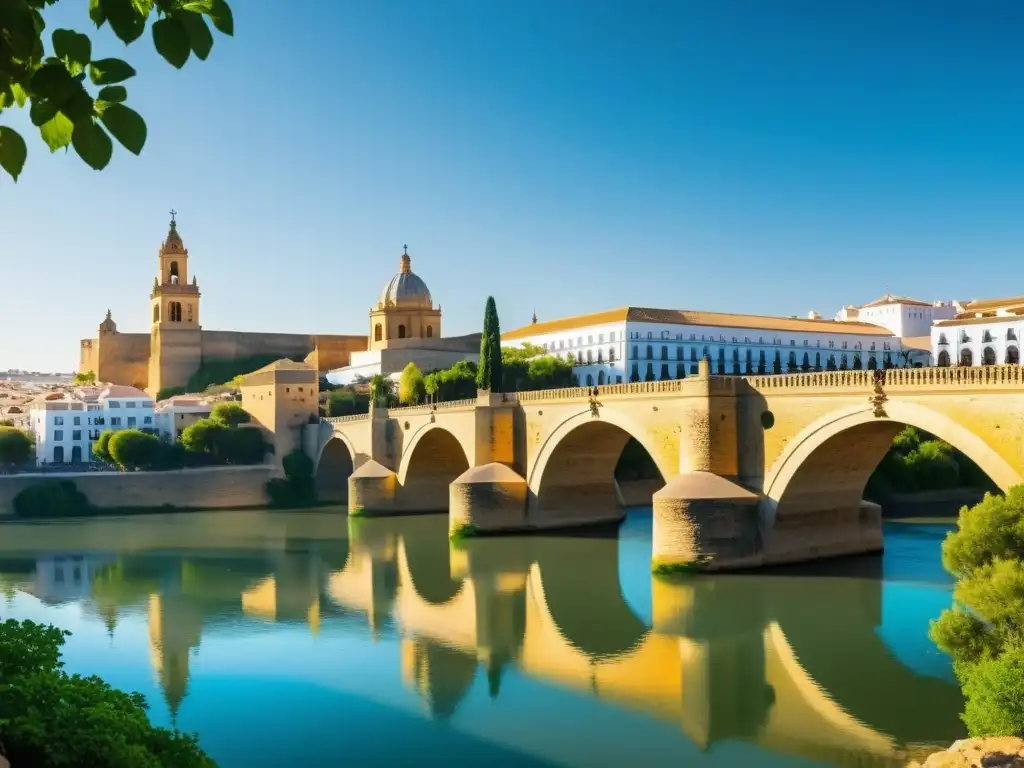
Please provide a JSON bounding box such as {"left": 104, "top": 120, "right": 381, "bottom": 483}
{"left": 307, "top": 361, "right": 1024, "bottom": 571}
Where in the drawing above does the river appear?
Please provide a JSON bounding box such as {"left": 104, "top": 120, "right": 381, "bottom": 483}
{"left": 0, "top": 509, "right": 962, "bottom": 767}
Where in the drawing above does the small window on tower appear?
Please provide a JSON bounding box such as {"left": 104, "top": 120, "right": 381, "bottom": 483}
{"left": 170, "top": 261, "right": 179, "bottom": 284}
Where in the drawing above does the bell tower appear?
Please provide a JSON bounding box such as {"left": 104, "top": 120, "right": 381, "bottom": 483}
{"left": 149, "top": 211, "right": 203, "bottom": 396}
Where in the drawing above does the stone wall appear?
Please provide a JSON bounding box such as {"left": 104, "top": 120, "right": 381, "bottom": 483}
{"left": 201, "top": 330, "right": 320, "bottom": 362}
{"left": 0, "top": 465, "right": 273, "bottom": 516}
{"left": 97, "top": 332, "right": 151, "bottom": 389}
{"left": 78, "top": 338, "right": 99, "bottom": 375}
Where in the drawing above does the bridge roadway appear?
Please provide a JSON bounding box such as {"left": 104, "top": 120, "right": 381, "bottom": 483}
{"left": 311, "top": 361, "right": 1024, "bottom": 571}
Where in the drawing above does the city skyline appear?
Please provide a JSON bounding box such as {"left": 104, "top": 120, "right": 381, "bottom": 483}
{"left": 6, "top": 1, "right": 1024, "bottom": 371}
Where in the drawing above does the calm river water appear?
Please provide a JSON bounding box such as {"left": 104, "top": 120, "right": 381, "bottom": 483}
{"left": 0, "top": 509, "right": 962, "bottom": 767}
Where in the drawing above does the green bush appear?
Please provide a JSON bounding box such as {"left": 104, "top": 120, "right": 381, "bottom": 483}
{"left": 930, "top": 487, "right": 1024, "bottom": 737}
{"left": 0, "top": 618, "right": 214, "bottom": 767}
{"left": 210, "top": 402, "right": 250, "bottom": 427}
{"left": 324, "top": 389, "right": 369, "bottom": 417}
{"left": 108, "top": 429, "right": 162, "bottom": 471}
{"left": 92, "top": 430, "right": 115, "bottom": 464}
{"left": 425, "top": 360, "right": 477, "bottom": 401}
{"left": 267, "top": 449, "right": 316, "bottom": 508}
{"left": 156, "top": 385, "right": 187, "bottom": 401}
{"left": 12, "top": 481, "right": 92, "bottom": 518}
{"left": 399, "top": 363, "right": 426, "bottom": 406}
{"left": 0, "top": 426, "right": 33, "bottom": 467}
{"left": 180, "top": 419, "right": 266, "bottom": 465}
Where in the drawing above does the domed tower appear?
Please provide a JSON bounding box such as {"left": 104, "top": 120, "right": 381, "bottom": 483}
{"left": 368, "top": 246, "right": 441, "bottom": 351}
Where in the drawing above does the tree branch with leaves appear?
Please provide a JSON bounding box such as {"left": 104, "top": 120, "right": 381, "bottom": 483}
{"left": 0, "top": 0, "right": 234, "bottom": 181}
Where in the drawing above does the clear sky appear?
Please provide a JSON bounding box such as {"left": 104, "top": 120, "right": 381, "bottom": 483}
{"left": 4, "top": 0, "right": 1024, "bottom": 372}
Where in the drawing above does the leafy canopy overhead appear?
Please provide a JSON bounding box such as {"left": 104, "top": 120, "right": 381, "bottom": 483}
{"left": 0, "top": 0, "right": 234, "bottom": 182}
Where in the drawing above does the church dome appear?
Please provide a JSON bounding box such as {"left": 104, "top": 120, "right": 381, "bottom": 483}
{"left": 378, "top": 248, "right": 432, "bottom": 308}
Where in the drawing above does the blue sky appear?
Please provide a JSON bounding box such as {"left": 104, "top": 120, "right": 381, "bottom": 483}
{"left": 5, "top": 0, "right": 1024, "bottom": 372}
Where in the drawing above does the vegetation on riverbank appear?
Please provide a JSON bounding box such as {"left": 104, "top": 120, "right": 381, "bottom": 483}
{"left": 867, "top": 427, "right": 995, "bottom": 498}
{"left": 930, "top": 487, "right": 1024, "bottom": 737}
{"left": 266, "top": 450, "right": 317, "bottom": 508}
{"left": 0, "top": 427, "right": 33, "bottom": 468}
{"left": 0, "top": 618, "right": 214, "bottom": 766}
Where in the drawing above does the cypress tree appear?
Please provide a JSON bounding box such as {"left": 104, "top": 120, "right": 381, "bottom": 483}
{"left": 477, "top": 296, "right": 504, "bottom": 392}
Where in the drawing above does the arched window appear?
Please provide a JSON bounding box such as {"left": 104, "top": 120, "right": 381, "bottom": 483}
{"left": 398, "top": 325, "right": 406, "bottom": 339}
{"left": 937, "top": 350, "right": 950, "bottom": 367}
{"left": 608, "top": 347, "right": 616, "bottom": 362}
{"left": 426, "top": 326, "right": 433, "bottom": 338}
{"left": 597, "top": 349, "right": 604, "bottom": 363}
{"left": 586, "top": 374, "right": 594, "bottom": 386}
{"left": 646, "top": 345, "right": 653, "bottom": 360}
{"left": 983, "top": 330, "right": 993, "bottom": 343}
{"left": 960, "top": 348, "right": 973, "bottom": 366}
{"left": 587, "top": 349, "right": 593, "bottom": 364}
{"left": 168, "top": 302, "right": 182, "bottom": 322}
{"left": 691, "top": 348, "right": 698, "bottom": 361}
{"left": 597, "top": 371, "right": 606, "bottom": 385}
{"left": 1007, "top": 346, "right": 1020, "bottom": 365}
{"left": 660, "top": 363, "right": 671, "bottom": 380}
{"left": 788, "top": 351, "right": 797, "bottom": 368}
{"left": 153, "top": 305, "right": 159, "bottom": 322}
{"left": 169, "top": 261, "right": 179, "bottom": 284}
{"left": 661, "top": 346, "right": 668, "bottom": 360}
{"left": 632, "top": 345, "right": 638, "bottom": 359}
{"left": 53, "top": 446, "right": 64, "bottom": 463}
{"left": 938, "top": 333, "right": 948, "bottom": 344}
{"left": 983, "top": 347, "right": 997, "bottom": 366}
{"left": 676, "top": 346, "right": 684, "bottom": 361}
{"left": 374, "top": 324, "right": 383, "bottom": 342}
{"left": 868, "top": 355, "right": 878, "bottom": 370}
{"left": 71, "top": 446, "right": 82, "bottom": 463}
{"left": 815, "top": 351, "right": 822, "bottom": 370}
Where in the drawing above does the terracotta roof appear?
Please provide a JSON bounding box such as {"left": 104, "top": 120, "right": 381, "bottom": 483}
{"left": 504, "top": 306, "right": 895, "bottom": 340}
{"left": 935, "top": 312, "right": 1024, "bottom": 327}
{"left": 901, "top": 335, "right": 932, "bottom": 351}
{"left": 963, "top": 295, "right": 1024, "bottom": 312}
{"left": 99, "top": 385, "right": 150, "bottom": 399}
{"left": 858, "top": 293, "right": 931, "bottom": 309}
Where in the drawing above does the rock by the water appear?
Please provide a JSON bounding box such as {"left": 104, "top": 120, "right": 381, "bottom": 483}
{"left": 909, "top": 738, "right": 1024, "bottom": 768}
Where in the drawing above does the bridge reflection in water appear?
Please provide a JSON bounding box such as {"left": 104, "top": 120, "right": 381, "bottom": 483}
{"left": 0, "top": 511, "right": 962, "bottom": 766}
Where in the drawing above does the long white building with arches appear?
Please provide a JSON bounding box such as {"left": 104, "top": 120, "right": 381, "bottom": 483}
{"left": 932, "top": 296, "right": 1024, "bottom": 367}
{"left": 501, "top": 306, "right": 901, "bottom": 386}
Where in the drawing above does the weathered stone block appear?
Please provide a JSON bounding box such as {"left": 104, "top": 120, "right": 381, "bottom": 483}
{"left": 348, "top": 459, "right": 398, "bottom": 516}
{"left": 651, "top": 472, "right": 762, "bottom": 572}
{"left": 449, "top": 463, "right": 527, "bottom": 535}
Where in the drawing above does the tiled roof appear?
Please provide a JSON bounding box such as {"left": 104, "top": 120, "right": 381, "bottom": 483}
{"left": 99, "top": 385, "right": 150, "bottom": 399}
{"left": 962, "top": 296, "right": 1024, "bottom": 312}
{"left": 901, "top": 335, "right": 932, "bottom": 351}
{"left": 936, "top": 311, "right": 1024, "bottom": 327}
{"left": 859, "top": 293, "right": 931, "bottom": 309}
{"left": 503, "top": 306, "right": 895, "bottom": 340}
{"left": 250, "top": 359, "right": 314, "bottom": 375}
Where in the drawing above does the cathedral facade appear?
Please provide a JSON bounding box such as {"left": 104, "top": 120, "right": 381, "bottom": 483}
{"left": 78, "top": 215, "right": 367, "bottom": 395}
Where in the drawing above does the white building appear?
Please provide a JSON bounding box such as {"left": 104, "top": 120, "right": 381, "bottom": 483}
{"left": 154, "top": 393, "right": 230, "bottom": 441}
{"left": 502, "top": 306, "right": 900, "bottom": 386}
{"left": 833, "top": 292, "right": 962, "bottom": 367}
{"left": 931, "top": 296, "right": 1024, "bottom": 367}
{"left": 29, "top": 384, "right": 154, "bottom": 465}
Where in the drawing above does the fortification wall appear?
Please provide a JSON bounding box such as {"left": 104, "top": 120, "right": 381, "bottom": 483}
{"left": 200, "top": 330, "right": 319, "bottom": 363}
{"left": 97, "top": 332, "right": 151, "bottom": 389}
{"left": 305, "top": 335, "right": 368, "bottom": 372}
{"left": 0, "top": 465, "right": 273, "bottom": 516}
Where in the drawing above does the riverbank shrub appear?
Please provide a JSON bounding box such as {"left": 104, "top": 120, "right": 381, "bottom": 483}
{"left": 0, "top": 427, "right": 33, "bottom": 467}
{"left": 930, "top": 487, "right": 1024, "bottom": 737}
{"left": 0, "top": 618, "right": 215, "bottom": 767}
{"left": 399, "top": 363, "right": 426, "bottom": 406}
{"left": 12, "top": 480, "right": 93, "bottom": 518}
{"left": 266, "top": 449, "right": 316, "bottom": 507}
{"left": 108, "top": 429, "right": 162, "bottom": 470}
{"left": 210, "top": 402, "right": 250, "bottom": 427}
{"left": 180, "top": 420, "right": 267, "bottom": 465}
{"left": 867, "top": 426, "right": 993, "bottom": 497}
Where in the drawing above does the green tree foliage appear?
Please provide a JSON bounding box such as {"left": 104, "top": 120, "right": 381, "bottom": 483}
{"left": 0, "top": 426, "right": 33, "bottom": 466}
{"left": 867, "top": 426, "right": 992, "bottom": 496}
{"left": 501, "top": 344, "right": 575, "bottom": 391}
{"left": 108, "top": 428, "right": 161, "bottom": 470}
{"left": 72, "top": 370, "right": 95, "bottom": 384}
{"left": 0, "top": 617, "right": 214, "bottom": 766}
{"left": 266, "top": 448, "right": 316, "bottom": 508}
{"left": 179, "top": 419, "right": 266, "bottom": 465}
{"left": 0, "top": 0, "right": 234, "bottom": 181}
{"left": 369, "top": 374, "right": 396, "bottom": 407}
{"left": 210, "top": 401, "right": 249, "bottom": 427}
{"left": 477, "top": 296, "right": 503, "bottom": 392}
{"left": 156, "top": 385, "right": 186, "bottom": 401}
{"left": 91, "top": 428, "right": 113, "bottom": 463}
{"left": 324, "top": 388, "right": 369, "bottom": 417}
{"left": 930, "top": 487, "right": 1024, "bottom": 737}
{"left": 12, "top": 480, "right": 92, "bottom": 518}
{"left": 424, "top": 361, "right": 478, "bottom": 402}
{"left": 398, "top": 362, "right": 425, "bottom": 406}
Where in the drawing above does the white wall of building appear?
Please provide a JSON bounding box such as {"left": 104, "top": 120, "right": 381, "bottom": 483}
{"left": 503, "top": 319, "right": 900, "bottom": 386}
{"left": 931, "top": 320, "right": 1022, "bottom": 367}
{"left": 29, "top": 388, "right": 154, "bottom": 465}
{"left": 853, "top": 301, "right": 957, "bottom": 338}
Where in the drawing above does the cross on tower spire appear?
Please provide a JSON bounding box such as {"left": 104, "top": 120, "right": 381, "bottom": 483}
{"left": 169, "top": 209, "right": 177, "bottom": 228}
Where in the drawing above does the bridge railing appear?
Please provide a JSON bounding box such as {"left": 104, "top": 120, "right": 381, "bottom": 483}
{"left": 743, "top": 364, "right": 1024, "bottom": 391}
{"left": 517, "top": 379, "right": 691, "bottom": 402}
{"left": 380, "top": 398, "right": 479, "bottom": 415}
{"left": 322, "top": 413, "right": 370, "bottom": 424}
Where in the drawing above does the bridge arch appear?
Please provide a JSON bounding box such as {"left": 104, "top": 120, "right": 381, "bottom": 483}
{"left": 762, "top": 400, "right": 1020, "bottom": 541}
{"left": 528, "top": 408, "right": 669, "bottom": 525}
{"left": 316, "top": 434, "right": 356, "bottom": 502}
{"left": 397, "top": 424, "right": 471, "bottom": 513}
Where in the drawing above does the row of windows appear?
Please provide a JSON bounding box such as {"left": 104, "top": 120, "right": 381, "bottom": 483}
{"left": 105, "top": 401, "right": 153, "bottom": 409}
{"left": 625, "top": 329, "right": 891, "bottom": 351}
{"left": 51, "top": 415, "right": 151, "bottom": 440}
{"left": 53, "top": 415, "right": 111, "bottom": 426}
{"left": 155, "top": 302, "right": 194, "bottom": 323}
{"left": 373, "top": 324, "right": 434, "bottom": 342}
{"left": 937, "top": 348, "right": 1021, "bottom": 366}
{"left": 938, "top": 330, "right": 1019, "bottom": 344}
{"left": 627, "top": 344, "right": 896, "bottom": 363}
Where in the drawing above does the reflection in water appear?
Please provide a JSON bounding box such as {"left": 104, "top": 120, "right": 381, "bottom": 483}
{"left": 0, "top": 510, "right": 963, "bottom": 768}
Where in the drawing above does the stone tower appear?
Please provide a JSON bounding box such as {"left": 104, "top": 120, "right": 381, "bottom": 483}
{"left": 148, "top": 212, "right": 202, "bottom": 396}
